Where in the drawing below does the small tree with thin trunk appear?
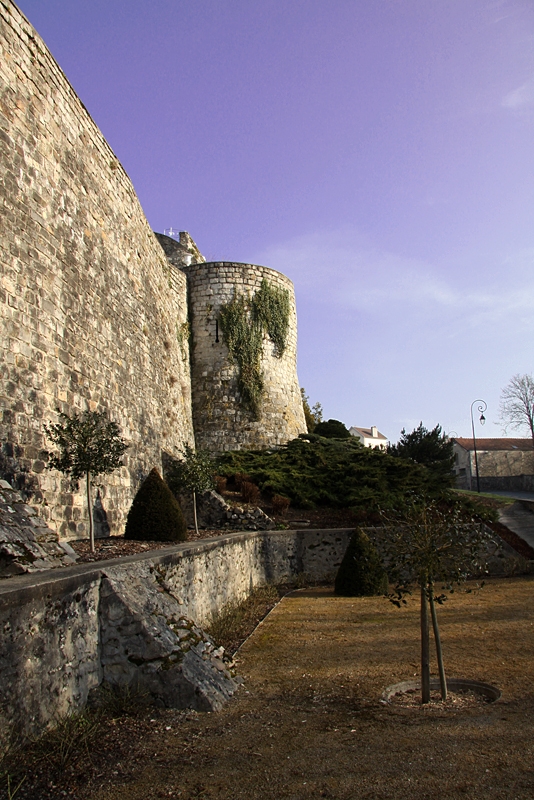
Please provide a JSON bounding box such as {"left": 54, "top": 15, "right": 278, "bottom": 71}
{"left": 370, "top": 499, "right": 495, "bottom": 703}
{"left": 499, "top": 373, "right": 534, "bottom": 445}
{"left": 44, "top": 410, "right": 128, "bottom": 552}
{"left": 300, "top": 388, "right": 323, "bottom": 433}
{"left": 166, "top": 444, "right": 214, "bottom": 536}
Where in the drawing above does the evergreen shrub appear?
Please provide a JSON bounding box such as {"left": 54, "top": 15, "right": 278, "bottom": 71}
{"left": 388, "top": 422, "right": 455, "bottom": 489}
{"left": 216, "top": 436, "right": 436, "bottom": 511}
{"left": 335, "top": 529, "right": 388, "bottom": 596}
{"left": 450, "top": 491, "right": 499, "bottom": 523}
{"left": 314, "top": 419, "right": 351, "bottom": 439}
{"left": 124, "top": 468, "right": 187, "bottom": 542}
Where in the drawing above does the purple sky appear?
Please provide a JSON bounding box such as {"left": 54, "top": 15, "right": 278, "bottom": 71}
{"left": 16, "top": 0, "right": 534, "bottom": 443}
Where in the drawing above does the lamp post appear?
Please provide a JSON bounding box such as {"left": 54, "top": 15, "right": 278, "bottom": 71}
{"left": 470, "top": 400, "right": 487, "bottom": 493}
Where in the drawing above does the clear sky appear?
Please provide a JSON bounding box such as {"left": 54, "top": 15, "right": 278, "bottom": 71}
{"left": 16, "top": 0, "right": 534, "bottom": 443}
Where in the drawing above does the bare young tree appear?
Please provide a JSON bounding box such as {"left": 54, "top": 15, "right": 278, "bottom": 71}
{"left": 499, "top": 374, "right": 534, "bottom": 444}
{"left": 166, "top": 445, "right": 215, "bottom": 536}
{"left": 371, "top": 499, "right": 495, "bottom": 703}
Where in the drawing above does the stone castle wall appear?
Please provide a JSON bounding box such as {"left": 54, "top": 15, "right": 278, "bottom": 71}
{"left": 182, "top": 261, "right": 306, "bottom": 451}
{"left": 0, "top": 1, "right": 194, "bottom": 538}
{"left": 0, "top": 0, "right": 306, "bottom": 541}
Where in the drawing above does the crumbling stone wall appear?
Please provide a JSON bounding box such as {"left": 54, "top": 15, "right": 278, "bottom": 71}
{"left": 0, "top": 479, "right": 78, "bottom": 576}
{"left": 177, "top": 489, "right": 274, "bottom": 531}
{"left": 100, "top": 566, "right": 238, "bottom": 713}
{"left": 182, "top": 261, "right": 306, "bottom": 451}
{"left": 155, "top": 231, "right": 206, "bottom": 269}
{"left": 0, "top": 0, "right": 194, "bottom": 538}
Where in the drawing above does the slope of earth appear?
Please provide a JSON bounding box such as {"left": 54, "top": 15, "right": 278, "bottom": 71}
{"left": 25, "top": 575, "right": 531, "bottom": 800}
{"left": 68, "top": 505, "right": 534, "bottom": 564}
{"left": 66, "top": 507, "right": 367, "bottom": 563}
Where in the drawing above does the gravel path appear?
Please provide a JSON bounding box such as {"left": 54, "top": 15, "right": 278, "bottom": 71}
{"left": 499, "top": 502, "right": 534, "bottom": 551}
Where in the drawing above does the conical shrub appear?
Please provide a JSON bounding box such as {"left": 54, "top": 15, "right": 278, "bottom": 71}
{"left": 335, "top": 528, "right": 388, "bottom": 596}
{"left": 124, "top": 468, "right": 187, "bottom": 542}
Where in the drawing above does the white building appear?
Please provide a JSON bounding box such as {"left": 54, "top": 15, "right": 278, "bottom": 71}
{"left": 350, "top": 426, "right": 388, "bottom": 450}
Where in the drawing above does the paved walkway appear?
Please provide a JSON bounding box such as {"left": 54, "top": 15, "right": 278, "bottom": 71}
{"left": 498, "top": 501, "right": 534, "bottom": 550}
{"left": 489, "top": 490, "right": 534, "bottom": 502}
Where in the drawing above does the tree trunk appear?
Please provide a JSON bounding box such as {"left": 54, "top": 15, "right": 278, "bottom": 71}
{"left": 192, "top": 488, "right": 199, "bottom": 536}
{"left": 429, "top": 583, "right": 447, "bottom": 700}
{"left": 86, "top": 471, "right": 95, "bottom": 553}
{"left": 420, "top": 582, "right": 430, "bottom": 703}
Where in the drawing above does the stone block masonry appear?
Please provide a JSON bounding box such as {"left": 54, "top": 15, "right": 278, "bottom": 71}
{"left": 0, "top": 1, "right": 307, "bottom": 541}
{"left": 0, "top": 528, "right": 352, "bottom": 743}
{"left": 182, "top": 261, "right": 306, "bottom": 451}
{"left": 0, "top": 568, "right": 102, "bottom": 746}
{"left": 0, "top": 0, "right": 194, "bottom": 538}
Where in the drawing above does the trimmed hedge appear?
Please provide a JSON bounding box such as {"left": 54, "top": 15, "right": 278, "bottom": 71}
{"left": 124, "top": 468, "right": 187, "bottom": 542}
{"left": 335, "top": 529, "right": 388, "bottom": 596}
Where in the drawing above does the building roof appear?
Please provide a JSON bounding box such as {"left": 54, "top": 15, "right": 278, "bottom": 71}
{"left": 454, "top": 438, "right": 534, "bottom": 452}
{"left": 350, "top": 426, "right": 388, "bottom": 441}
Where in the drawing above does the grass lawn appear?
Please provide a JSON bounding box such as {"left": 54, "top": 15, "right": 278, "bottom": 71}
{"left": 70, "top": 576, "right": 534, "bottom": 800}
{"left": 452, "top": 488, "right": 517, "bottom": 504}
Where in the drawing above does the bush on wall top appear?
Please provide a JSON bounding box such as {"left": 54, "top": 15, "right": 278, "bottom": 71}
{"left": 313, "top": 419, "right": 351, "bottom": 439}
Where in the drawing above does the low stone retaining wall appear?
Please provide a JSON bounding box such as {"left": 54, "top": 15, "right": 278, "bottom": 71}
{"left": 0, "top": 528, "right": 352, "bottom": 744}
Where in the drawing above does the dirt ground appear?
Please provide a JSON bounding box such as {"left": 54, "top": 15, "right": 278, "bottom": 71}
{"left": 51, "top": 575, "right": 532, "bottom": 800}
{"left": 67, "top": 506, "right": 369, "bottom": 564}
{"left": 68, "top": 500, "right": 534, "bottom": 564}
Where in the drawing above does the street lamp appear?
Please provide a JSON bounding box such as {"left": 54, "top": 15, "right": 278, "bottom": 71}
{"left": 470, "top": 399, "right": 487, "bottom": 493}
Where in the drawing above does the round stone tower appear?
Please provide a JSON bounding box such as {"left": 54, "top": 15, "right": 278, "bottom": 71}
{"left": 182, "top": 261, "right": 307, "bottom": 452}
